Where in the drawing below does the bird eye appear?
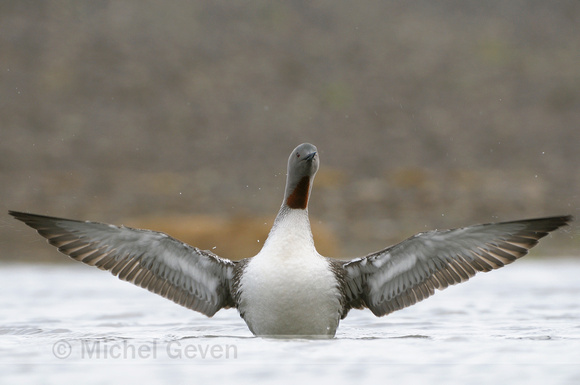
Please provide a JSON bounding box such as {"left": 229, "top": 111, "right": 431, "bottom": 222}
{"left": 296, "top": 153, "right": 300, "bottom": 158}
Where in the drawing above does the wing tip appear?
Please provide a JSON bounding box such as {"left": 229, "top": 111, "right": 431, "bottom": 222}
{"left": 8, "top": 210, "right": 50, "bottom": 228}
{"left": 524, "top": 214, "right": 572, "bottom": 224}
{"left": 524, "top": 215, "right": 573, "bottom": 233}
{"left": 8, "top": 210, "right": 28, "bottom": 220}
{"left": 557, "top": 214, "right": 573, "bottom": 225}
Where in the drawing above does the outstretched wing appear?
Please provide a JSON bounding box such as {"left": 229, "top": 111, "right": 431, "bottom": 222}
{"left": 10, "top": 211, "right": 237, "bottom": 317}
{"left": 343, "top": 216, "right": 572, "bottom": 317}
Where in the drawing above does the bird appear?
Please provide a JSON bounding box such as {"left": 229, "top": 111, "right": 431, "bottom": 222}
{"left": 9, "top": 143, "right": 572, "bottom": 338}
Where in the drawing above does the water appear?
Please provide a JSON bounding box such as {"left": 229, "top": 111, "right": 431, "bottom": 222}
{"left": 1, "top": 259, "right": 579, "bottom": 385}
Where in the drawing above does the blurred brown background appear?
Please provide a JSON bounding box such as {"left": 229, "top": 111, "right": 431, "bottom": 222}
{"left": 1, "top": 1, "right": 578, "bottom": 262}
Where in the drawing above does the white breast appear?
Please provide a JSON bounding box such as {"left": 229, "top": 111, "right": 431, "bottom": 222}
{"left": 237, "top": 210, "right": 342, "bottom": 338}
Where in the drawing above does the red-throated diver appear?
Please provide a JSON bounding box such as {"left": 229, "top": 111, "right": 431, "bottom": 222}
{"left": 9, "top": 143, "right": 572, "bottom": 338}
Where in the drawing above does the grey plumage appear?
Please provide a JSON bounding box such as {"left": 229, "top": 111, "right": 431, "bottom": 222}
{"left": 9, "top": 211, "right": 236, "bottom": 317}
{"left": 340, "top": 215, "right": 572, "bottom": 317}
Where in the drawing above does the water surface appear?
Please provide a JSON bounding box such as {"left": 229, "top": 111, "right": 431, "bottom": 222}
{"left": 1, "top": 259, "right": 579, "bottom": 384}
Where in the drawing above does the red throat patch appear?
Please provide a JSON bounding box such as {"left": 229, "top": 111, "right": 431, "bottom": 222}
{"left": 286, "top": 176, "right": 310, "bottom": 209}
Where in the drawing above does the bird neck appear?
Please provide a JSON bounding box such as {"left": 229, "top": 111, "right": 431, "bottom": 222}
{"left": 284, "top": 176, "right": 312, "bottom": 210}
{"left": 263, "top": 205, "right": 314, "bottom": 252}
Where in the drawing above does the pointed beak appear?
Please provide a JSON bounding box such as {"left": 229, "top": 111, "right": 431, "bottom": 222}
{"left": 303, "top": 152, "right": 317, "bottom": 162}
